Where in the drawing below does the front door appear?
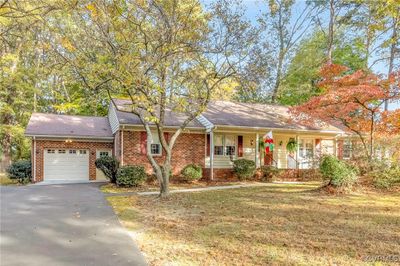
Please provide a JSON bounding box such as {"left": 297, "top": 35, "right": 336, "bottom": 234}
{"left": 96, "top": 149, "right": 112, "bottom": 181}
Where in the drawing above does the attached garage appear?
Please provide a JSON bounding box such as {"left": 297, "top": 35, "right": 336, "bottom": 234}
{"left": 25, "top": 113, "right": 114, "bottom": 183}
{"left": 44, "top": 149, "right": 89, "bottom": 181}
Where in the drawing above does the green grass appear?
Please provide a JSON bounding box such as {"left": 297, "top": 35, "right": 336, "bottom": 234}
{"left": 0, "top": 173, "right": 17, "bottom": 185}
{"left": 108, "top": 183, "right": 400, "bottom": 266}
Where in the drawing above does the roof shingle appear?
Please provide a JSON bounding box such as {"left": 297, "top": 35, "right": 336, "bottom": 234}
{"left": 25, "top": 113, "right": 113, "bottom": 138}
{"left": 113, "top": 99, "right": 204, "bottom": 128}
{"left": 202, "top": 101, "right": 342, "bottom": 132}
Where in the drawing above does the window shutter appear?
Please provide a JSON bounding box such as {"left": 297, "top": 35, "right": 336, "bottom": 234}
{"left": 206, "top": 134, "right": 210, "bottom": 156}
{"left": 337, "top": 140, "right": 343, "bottom": 160}
{"left": 315, "top": 138, "right": 321, "bottom": 155}
{"left": 140, "top": 132, "right": 147, "bottom": 155}
{"left": 163, "top": 132, "right": 169, "bottom": 144}
{"left": 237, "top": 135, "right": 243, "bottom": 157}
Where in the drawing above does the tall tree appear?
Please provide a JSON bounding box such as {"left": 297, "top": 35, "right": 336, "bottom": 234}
{"left": 290, "top": 64, "right": 400, "bottom": 160}
{"left": 279, "top": 28, "right": 366, "bottom": 105}
{"left": 50, "top": 0, "right": 257, "bottom": 197}
{"left": 309, "top": 0, "right": 358, "bottom": 63}
{"left": 0, "top": 0, "right": 58, "bottom": 171}
{"left": 262, "top": 0, "right": 315, "bottom": 102}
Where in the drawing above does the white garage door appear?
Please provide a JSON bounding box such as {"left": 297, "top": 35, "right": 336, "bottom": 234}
{"left": 44, "top": 149, "right": 89, "bottom": 181}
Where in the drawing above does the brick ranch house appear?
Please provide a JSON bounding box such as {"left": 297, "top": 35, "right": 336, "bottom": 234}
{"left": 25, "top": 99, "right": 353, "bottom": 183}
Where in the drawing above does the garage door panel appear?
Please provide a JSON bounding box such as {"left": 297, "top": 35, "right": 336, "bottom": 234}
{"left": 44, "top": 149, "right": 89, "bottom": 181}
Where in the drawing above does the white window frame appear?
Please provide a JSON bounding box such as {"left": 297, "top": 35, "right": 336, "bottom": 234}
{"left": 298, "top": 138, "right": 315, "bottom": 169}
{"left": 213, "top": 134, "right": 237, "bottom": 157}
{"left": 343, "top": 139, "right": 352, "bottom": 159}
{"left": 150, "top": 131, "right": 162, "bottom": 156}
{"left": 99, "top": 151, "right": 110, "bottom": 158}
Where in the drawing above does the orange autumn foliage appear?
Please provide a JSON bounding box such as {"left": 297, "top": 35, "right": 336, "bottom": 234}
{"left": 290, "top": 63, "right": 400, "bottom": 157}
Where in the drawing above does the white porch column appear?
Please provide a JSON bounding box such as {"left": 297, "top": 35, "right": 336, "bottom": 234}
{"left": 295, "top": 135, "right": 299, "bottom": 170}
{"left": 210, "top": 130, "right": 214, "bottom": 180}
{"left": 255, "top": 133, "right": 260, "bottom": 167}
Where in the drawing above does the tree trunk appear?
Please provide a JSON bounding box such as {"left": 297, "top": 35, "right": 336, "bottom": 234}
{"left": 271, "top": 57, "right": 283, "bottom": 103}
{"left": 369, "top": 112, "right": 375, "bottom": 161}
{"left": 327, "top": 0, "right": 335, "bottom": 64}
{"left": 385, "top": 16, "right": 398, "bottom": 111}
{"left": 159, "top": 169, "right": 170, "bottom": 198}
{"left": 0, "top": 135, "right": 12, "bottom": 173}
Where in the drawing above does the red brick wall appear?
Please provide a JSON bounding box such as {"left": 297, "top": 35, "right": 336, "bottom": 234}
{"left": 203, "top": 168, "right": 234, "bottom": 180}
{"left": 33, "top": 140, "right": 113, "bottom": 182}
{"left": 122, "top": 131, "right": 205, "bottom": 175}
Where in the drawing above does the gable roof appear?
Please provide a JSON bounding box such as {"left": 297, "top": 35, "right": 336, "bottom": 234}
{"left": 202, "top": 101, "right": 343, "bottom": 132}
{"left": 25, "top": 113, "right": 113, "bottom": 139}
{"left": 112, "top": 98, "right": 204, "bottom": 128}
{"left": 111, "top": 99, "right": 343, "bottom": 133}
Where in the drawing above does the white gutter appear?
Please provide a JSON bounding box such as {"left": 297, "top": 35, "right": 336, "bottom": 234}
{"left": 24, "top": 134, "right": 114, "bottom": 140}
{"left": 210, "top": 124, "right": 344, "bottom": 134}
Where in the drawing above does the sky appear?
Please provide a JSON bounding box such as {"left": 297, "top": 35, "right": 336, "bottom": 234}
{"left": 202, "top": 0, "right": 400, "bottom": 110}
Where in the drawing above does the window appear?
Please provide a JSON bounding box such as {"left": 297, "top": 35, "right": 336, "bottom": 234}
{"left": 69, "top": 149, "right": 77, "bottom": 154}
{"left": 58, "top": 149, "right": 66, "bottom": 154}
{"left": 47, "top": 149, "right": 55, "bottom": 154}
{"left": 299, "top": 139, "right": 314, "bottom": 159}
{"left": 213, "top": 134, "right": 236, "bottom": 156}
{"left": 150, "top": 131, "right": 162, "bottom": 155}
{"left": 214, "top": 135, "right": 224, "bottom": 155}
{"left": 99, "top": 151, "right": 109, "bottom": 158}
{"left": 305, "top": 140, "right": 313, "bottom": 158}
{"left": 151, "top": 144, "right": 161, "bottom": 155}
{"left": 224, "top": 135, "right": 236, "bottom": 156}
{"left": 79, "top": 150, "right": 87, "bottom": 155}
{"left": 343, "top": 140, "right": 352, "bottom": 159}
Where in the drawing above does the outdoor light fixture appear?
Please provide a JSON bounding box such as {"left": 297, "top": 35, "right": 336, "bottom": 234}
{"left": 65, "top": 139, "right": 72, "bottom": 143}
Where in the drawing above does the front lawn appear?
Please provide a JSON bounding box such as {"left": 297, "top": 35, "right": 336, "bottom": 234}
{"left": 108, "top": 183, "right": 400, "bottom": 265}
{"left": 101, "top": 180, "right": 251, "bottom": 194}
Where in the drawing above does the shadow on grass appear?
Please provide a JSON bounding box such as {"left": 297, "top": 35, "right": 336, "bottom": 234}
{"left": 120, "top": 183, "right": 400, "bottom": 265}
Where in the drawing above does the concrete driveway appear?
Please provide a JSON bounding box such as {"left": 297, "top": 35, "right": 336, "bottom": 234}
{"left": 0, "top": 183, "right": 147, "bottom": 266}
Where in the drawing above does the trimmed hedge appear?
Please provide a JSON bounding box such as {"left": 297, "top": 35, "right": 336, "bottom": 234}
{"left": 181, "top": 164, "right": 202, "bottom": 181}
{"left": 233, "top": 159, "right": 256, "bottom": 180}
{"left": 117, "top": 165, "right": 146, "bottom": 187}
{"left": 6, "top": 160, "right": 31, "bottom": 184}
{"left": 95, "top": 156, "right": 119, "bottom": 183}
{"left": 320, "top": 155, "right": 358, "bottom": 187}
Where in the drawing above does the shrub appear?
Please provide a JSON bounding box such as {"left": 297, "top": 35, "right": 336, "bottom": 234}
{"left": 320, "top": 155, "right": 358, "bottom": 187}
{"left": 95, "top": 156, "right": 119, "bottom": 183}
{"left": 117, "top": 165, "right": 146, "bottom": 187}
{"left": 233, "top": 159, "right": 256, "bottom": 180}
{"left": 260, "top": 165, "right": 280, "bottom": 180}
{"left": 372, "top": 166, "right": 400, "bottom": 189}
{"left": 181, "top": 164, "right": 202, "bottom": 181}
{"left": 6, "top": 160, "right": 31, "bottom": 184}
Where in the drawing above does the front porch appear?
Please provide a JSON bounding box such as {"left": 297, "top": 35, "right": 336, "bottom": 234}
{"left": 205, "top": 129, "right": 342, "bottom": 179}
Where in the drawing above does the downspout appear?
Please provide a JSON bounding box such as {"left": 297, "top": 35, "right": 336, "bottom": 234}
{"left": 210, "top": 129, "right": 214, "bottom": 180}
{"left": 33, "top": 137, "right": 36, "bottom": 182}
{"left": 121, "top": 127, "right": 124, "bottom": 166}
